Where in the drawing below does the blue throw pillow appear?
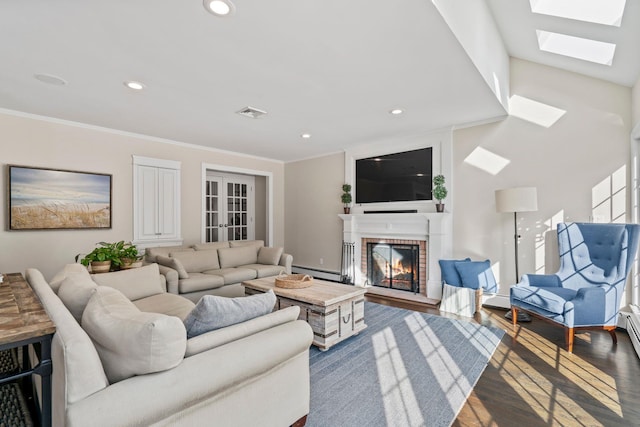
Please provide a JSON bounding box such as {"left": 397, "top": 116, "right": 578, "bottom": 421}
{"left": 183, "top": 290, "right": 276, "bottom": 338}
{"left": 454, "top": 260, "right": 498, "bottom": 292}
{"left": 438, "top": 258, "right": 471, "bottom": 287}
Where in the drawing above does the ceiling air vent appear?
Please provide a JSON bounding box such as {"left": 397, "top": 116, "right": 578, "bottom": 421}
{"left": 236, "top": 106, "right": 267, "bottom": 119}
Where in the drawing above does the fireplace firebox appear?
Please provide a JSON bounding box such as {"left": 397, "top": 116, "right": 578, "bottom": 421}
{"left": 367, "top": 243, "right": 419, "bottom": 293}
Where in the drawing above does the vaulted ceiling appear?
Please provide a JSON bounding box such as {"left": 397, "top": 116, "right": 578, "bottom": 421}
{"left": 1, "top": 1, "right": 638, "bottom": 162}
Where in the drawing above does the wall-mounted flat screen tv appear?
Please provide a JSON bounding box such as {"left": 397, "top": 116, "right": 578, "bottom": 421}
{"left": 355, "top": 147, "right": 433, "bottom": 204}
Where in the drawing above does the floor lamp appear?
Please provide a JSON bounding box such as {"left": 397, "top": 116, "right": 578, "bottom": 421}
{"left": 495, "top": 187, "right": 538, "bottom": 322}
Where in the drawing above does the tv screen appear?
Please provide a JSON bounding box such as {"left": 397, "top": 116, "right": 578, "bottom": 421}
{"left": 355, "top": 147, "right": 433, "bottom": 204}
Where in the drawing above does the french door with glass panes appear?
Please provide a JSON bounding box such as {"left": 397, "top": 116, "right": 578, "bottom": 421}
{"left": 204, "top": 173, "right": 255, "bottom": 243}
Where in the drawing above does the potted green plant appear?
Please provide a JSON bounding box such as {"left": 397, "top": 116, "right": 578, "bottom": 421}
{"left": 76, "top": 241, "right": 142, "bottom": 273}
{"left": 432, "top": 174, "right": 448, "bottom": 213}
{"left": 119, "top": 242, "right": 143, "bottom": 269}
{"left": 341, "top": 184, "right": 352, "bottom": 214}
{"left": 76, "top": 242, "right": 119, "bottom": 273}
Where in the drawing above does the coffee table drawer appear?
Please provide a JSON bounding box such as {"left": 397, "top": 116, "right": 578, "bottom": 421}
{"left": 280, "top": 295, "right": 365, "bottom": 351}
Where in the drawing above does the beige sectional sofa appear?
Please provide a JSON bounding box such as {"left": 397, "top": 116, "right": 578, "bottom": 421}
{"left": 146, "top": 240, "right": 292, "bottom": 302}
{"left": 27, "top": 263, "right": 313, "bottom": 427}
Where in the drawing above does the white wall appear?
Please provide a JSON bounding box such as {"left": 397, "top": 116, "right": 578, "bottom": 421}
{"left": 633, "top": 75, "right": 640, "bottom": 128}
{"left": 0, "top": 111, "right": 285, "bottom": 279}
{"left": 453, "top": 58, "right": 632, "bottom": 306}
{"left": 284, "top": 152, "right": 345, "bottom": 272}
{"left": 432, "top": 0, "right": 510, "bottom": 111}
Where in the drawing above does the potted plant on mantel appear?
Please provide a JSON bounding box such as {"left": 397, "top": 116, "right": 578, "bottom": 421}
{"left": 341, "top": 184, "right": 352, "bottom": 214}
{"left": 432, "top": 174, "right": 448, "bottom": 213}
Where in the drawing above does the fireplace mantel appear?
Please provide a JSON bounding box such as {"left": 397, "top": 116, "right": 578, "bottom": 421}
{"left": 339, "top": 213, "right": 452, "bottom": 300}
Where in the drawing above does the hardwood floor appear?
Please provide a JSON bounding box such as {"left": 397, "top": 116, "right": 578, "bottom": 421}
{"left": 365, "top": 294, "right": 640, "bottom": 427}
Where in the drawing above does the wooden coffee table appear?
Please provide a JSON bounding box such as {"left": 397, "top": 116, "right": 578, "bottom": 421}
{"left": 242, "top": 277, "right": 367, "bottom": 351}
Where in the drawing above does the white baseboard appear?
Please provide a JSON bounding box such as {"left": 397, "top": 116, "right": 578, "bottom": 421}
{"left": 291, "top": 265, "right": 341, "bottom": 282}
{"left": 618, "top": 310, "right": 630, "bottom": 329}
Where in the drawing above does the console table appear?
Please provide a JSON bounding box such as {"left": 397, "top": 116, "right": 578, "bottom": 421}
{"left": 0, "top": 272, "right": 56, "bottom": 427}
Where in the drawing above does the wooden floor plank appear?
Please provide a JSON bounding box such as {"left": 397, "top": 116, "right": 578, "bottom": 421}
{"left": 365, "top": 294, "right": 640, "bottom": 427}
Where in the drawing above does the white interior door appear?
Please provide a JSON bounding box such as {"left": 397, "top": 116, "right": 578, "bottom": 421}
{"left": 205, "top": 173, "right": 254, "bottom": 242}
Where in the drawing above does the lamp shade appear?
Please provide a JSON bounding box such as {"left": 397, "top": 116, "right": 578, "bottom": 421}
{"left": 495, "top": 187, "right": 538, "bottom": 213}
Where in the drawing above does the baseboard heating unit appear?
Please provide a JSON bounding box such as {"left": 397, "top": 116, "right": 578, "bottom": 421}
{"left": 628, "top": 305, "right": 640, "bottom": 359}
{"left": 291, "top": 266, "right": 341, "bottom": 282}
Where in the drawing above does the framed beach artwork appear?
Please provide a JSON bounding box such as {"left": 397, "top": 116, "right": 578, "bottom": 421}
{"left": 8, "top": 165, "right": 112, "bottom": 230}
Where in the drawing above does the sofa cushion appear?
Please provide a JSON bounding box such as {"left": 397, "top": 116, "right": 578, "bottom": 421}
{"left": 50, "top": 263, "right": 90, "bottom": 293}
{"left": 25, "top": 269, "right": 110, "bottom": 405}
{"left": 207, "top": 267, "right": 257, "bottom": 285}
{"left": 144, "top": 245, "right": 193, "bottom": 263}
{"left": 229, "top": 240, "right": 264, "bottom": 249}
{"left": 258, "top": 247, "right": 284, "bottom": 266}
{"left": 91, "top": 263, "right": 164, "bottom": 301}
{"left": 133, "top": 293, "right": 196, "bottom": 320}
{"left": 183, "top": 290, "right": 277, "bottom": 338}
{"left": 438, "top": 258, "right": 471, "bottom": 287}
{"left": 454, "top": 260, "right": 498, "bottom": 292}
{"left": 58, "top": 273, "right": 98, "bottom": 323}
{"left": 157, "top": 255, "right": 189, "bottom": 279}
{"left": 178, "top": 273, "right": 225, "bottom": 294}
{"left": 82, "top": 287, "right": 187, "bottom": 384}
{"left": 171, "top": 250, "right": 220, "bottom": 273}
{"left": 193, "top": 241, "right": 230, "bottom": 251}
{"left": 218, "top": 246, "right": 258, "bottom": 268}
{"left": 240, "top": 264, "right": 285, "bottom": 279}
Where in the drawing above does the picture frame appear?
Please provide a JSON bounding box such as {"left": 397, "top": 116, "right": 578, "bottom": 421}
{"left": 7, "top": 165, "right": 112, "bottom": 230}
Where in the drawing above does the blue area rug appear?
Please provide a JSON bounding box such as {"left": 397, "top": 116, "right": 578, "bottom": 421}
{"left": 308, "top": 302, "right": 505, "bottom": 427}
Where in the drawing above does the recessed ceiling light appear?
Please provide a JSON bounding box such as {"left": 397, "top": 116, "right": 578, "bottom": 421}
{"left": 204, "top": 0, "right": 235, "bottom": 16}
{"left": 301, "top": 133, "right": 312, "bottom": 139}
{"left": 34, "top": 73, "right": 67, "bottom": 86}
{"left": 390, "top": 109, "right": 404, "bottom": 115}
{"left": 536, "top": 30, "right": 616, "bottom": 65}
{"left": 124, "top": 81, "right": 145, "bottom": 90}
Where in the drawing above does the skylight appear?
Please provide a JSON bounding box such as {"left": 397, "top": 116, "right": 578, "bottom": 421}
{"left": 536, "top": 30, "right": 616, "bottom": 66}
{"left": 529, "top": 0, "right": 626, "bottom": 27}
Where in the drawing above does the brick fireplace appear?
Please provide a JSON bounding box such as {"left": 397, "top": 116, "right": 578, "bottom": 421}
{"left": 339, "top": 212, "right": 451, "bottom": 301}
{"left": 362, "top": 238, "right": 427, "bottom": 295}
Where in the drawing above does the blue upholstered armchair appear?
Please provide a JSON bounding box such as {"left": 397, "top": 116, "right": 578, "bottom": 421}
{"left": 510, "top": 222, "right": 640, "bottom": 353}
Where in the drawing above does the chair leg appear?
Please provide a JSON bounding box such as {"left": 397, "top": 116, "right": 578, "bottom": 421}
{"left": 511, "top": 307, "right": 518, "bottom": 329}
{"left": 606, "top": 326, "right": 617, "bottom": 345}
{"left": 565, "top": 327, "right": 574, "bottom": 353}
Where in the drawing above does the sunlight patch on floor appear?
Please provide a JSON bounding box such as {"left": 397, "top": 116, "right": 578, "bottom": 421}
{"left": 484, "top": 311, "right": 624, "bottom": 425}
{"left": 451, "top": 320, "right": 499, "bottom": 359}
{"left": 372, "top": 327, "right": 424, "bottom": 427}
{"left": 405, "top": 313, "right": 471, "bottom": 413}
{"left": 491, "top": 341, "right": 602, "bottom": 425}
{"left": 514, "top": 328, "right": 621, "bottom": 416}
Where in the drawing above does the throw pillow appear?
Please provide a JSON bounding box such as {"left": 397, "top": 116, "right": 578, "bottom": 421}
{"left": 438, "top": 258, "right": 471, "bottom": 287}
{"left": 49, "top": 263, "right": 90, "bottom": 293}
{"left": 82, "top": 287, "right": 186, "bottom": 384}
{"left": 171, "top": 250, "right": 220, "bottom": 273}
{"left": 183, "top": 290, "right": 277, "bottom": 338}
{"left": 229, "top": 240, "right": 264, "bottom": 250}
{"left": 156, "top": 255, "right": 189, "bottom": 279}
{"left": 218, "top": 245, "right": 259, "bottom": 268}
{"left": 257, "top": 247, "right": 284, "bottom": 266}
{"left": 58, "top": 273, "right": 98, "bottom": 323}
{"left": 91, "top": 263, "right": 164, "bottom": 301}
{"left": 454, "top": 260, "right": 498, "bottom": 292}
